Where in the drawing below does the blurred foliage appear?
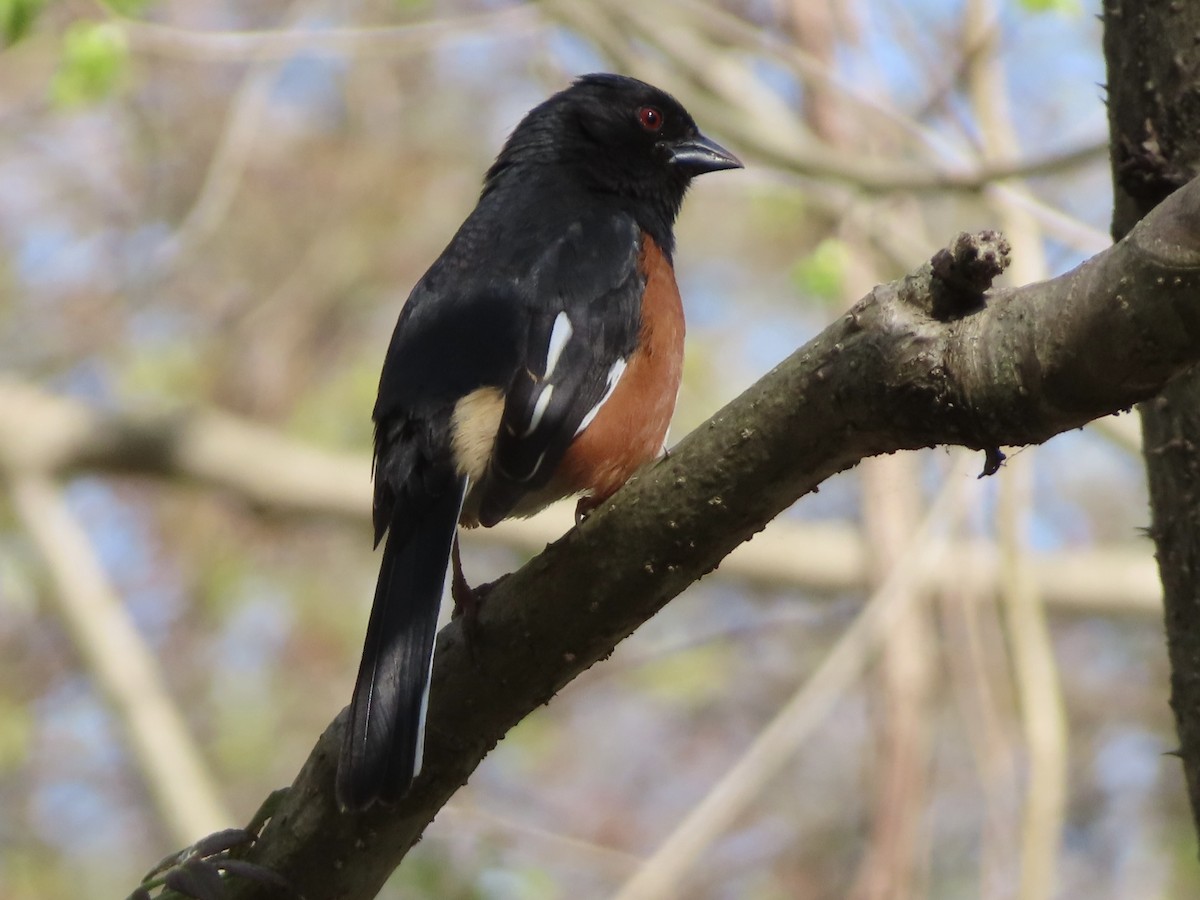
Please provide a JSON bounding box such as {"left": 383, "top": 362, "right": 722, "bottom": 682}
{"left": 790, "top": 238, "right": 850, "bottom": 306}
{"left": 623, "top": 643, "right": 734, "bottom": 708}
{"left": 51, "top": 22, "right": 129, "bottom": 108}
{"left": 0, "top": 694, "right": 32, "bottom": 774}
{"left": 1, "top": 0, "right": 42, "bottom": 46}
{"left": 1018, "top": 0, "right": 1082, "bottom": 13}
{"left": 104, "top": 0, "right": 156, "bottom": 16}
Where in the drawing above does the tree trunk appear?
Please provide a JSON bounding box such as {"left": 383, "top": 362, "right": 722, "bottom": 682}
{"left": 1103, "top": 0, "right": 1200, "bottom": 843}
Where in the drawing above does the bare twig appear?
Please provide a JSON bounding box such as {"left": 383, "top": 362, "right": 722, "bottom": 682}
{"left": 114, "top": 6, "right": 543, "bottom": 63}
{"left": 153, "top": 0, "right": 316, "bottom": 266}
{"left": 434, "top": 801, "right": 640, "bottom": 879}
{"left": 547, "top": 0, "right": 1111, "bottom": 255}
{"left": 557, "top": 0, "right": 1108, "bottom": 199}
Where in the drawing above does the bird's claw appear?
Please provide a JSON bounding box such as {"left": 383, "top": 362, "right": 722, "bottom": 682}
{"left": 127, "top": 790, "right": 298, "bottom": 899}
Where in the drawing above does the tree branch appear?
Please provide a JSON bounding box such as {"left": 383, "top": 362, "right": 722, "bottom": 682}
{"left": 218, "top": 177, "right": 1200, "bottom": 899}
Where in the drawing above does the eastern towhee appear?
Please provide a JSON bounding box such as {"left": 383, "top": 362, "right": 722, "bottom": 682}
{"left": 337, "top": 73, "right": 741, "bottom": 810}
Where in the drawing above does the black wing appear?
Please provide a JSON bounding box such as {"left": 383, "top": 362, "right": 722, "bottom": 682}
{"left": 475, "top": 213, "right": 644, "bottom": 526}
{"left": 370, "top": 280, "right": 523, "bottom": 541}
{"left": 339, "top": 199, "right": 644, "bottom": 805}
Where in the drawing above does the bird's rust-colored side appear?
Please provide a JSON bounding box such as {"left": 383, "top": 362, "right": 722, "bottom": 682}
{"left": 555, "top": 235, "right": 684, "bottom": 512}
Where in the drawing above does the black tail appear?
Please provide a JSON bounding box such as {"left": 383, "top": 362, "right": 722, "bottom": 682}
{"left": 336, "top": 475, "right": 466, "bottom": 810}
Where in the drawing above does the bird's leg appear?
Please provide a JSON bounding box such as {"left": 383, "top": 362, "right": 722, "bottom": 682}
{"left": 450, "top": 532, "right": 484, "bottom": 659}
{"left": 450, "top": 533, "right": 511, "bottom": 663}
{"left": 450, "top": 531, "right": 476, "bottom": 620}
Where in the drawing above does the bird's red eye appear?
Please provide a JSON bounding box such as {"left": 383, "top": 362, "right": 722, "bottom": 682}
{"left": 638, "top": 106, "right": 663, "bottom": 132}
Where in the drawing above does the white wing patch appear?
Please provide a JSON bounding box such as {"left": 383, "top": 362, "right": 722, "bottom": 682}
{"left": 544, "top": 312, "right": 573, "bottom": 379}
{"left": 575, "top": 358, "right": 627, "bottom": 437}
{"left": 522, "top": 384, "right": 555, "bottom": 438}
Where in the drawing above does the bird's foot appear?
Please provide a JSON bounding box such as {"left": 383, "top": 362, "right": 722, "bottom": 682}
{"left": 128, "top": 789, "right": 296, "bottom": 899}
{"left": 574, "top": 494, "right": 602, "bottom": 526}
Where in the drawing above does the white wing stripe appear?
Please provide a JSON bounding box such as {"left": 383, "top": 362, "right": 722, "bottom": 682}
{"left": 575, "top": 358, "right": 627, "bottom": 437}
{"left": 544, "top": 312, "right": 573, "bottom": 379}
{"left": 522, "top": 384, "right": 554, "bottom": 438}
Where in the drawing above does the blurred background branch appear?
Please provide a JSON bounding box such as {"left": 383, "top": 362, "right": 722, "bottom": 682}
{"left": 963, "top": 1, "right": 1068, "bottom": 896}
{"left": 0, "top": 379, "right": 1161, "bottom": 614}
{"left": 114, "top": 7, "right": 542, "bottom": 63}
{"left": 8, "top": 474, "right": 230, "bottom": 843}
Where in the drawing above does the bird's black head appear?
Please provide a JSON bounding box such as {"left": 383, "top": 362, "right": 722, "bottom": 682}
{"left": 485, "top": 74, "right": 741, "bottom": 251}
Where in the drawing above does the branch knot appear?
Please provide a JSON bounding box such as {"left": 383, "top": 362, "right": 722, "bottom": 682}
{"left": 930, "top": 230, "right": 1011, "bottom": 320}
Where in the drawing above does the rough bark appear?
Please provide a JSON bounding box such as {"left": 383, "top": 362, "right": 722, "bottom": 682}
{"left": 1103, "top": 0, "right": 1200, "bottom": 842}
{"left": 182, "top": 180, "right": 1200, "bottom": 899}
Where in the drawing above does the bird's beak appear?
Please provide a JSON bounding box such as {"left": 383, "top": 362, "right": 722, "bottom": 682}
{"left": 667, "top": 132, "right": 743, "bottom": 175}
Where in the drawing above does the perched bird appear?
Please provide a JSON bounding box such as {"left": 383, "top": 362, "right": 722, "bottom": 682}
{"left": 337, "top": 73, "right": 741, "bottom": 810}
